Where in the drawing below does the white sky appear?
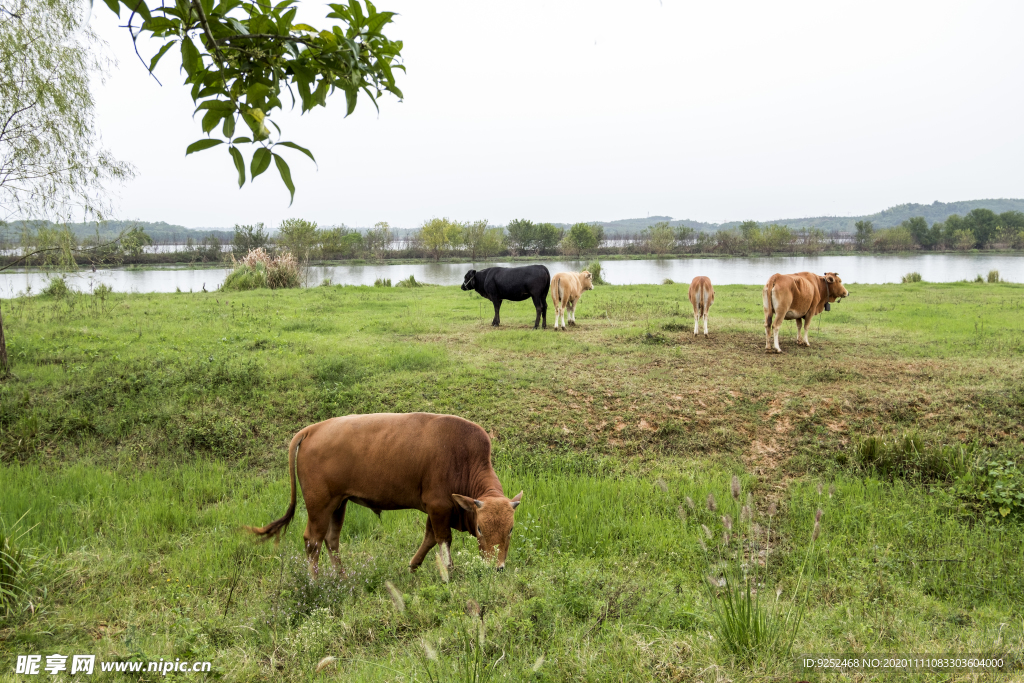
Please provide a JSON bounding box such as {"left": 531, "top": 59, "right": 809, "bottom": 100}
{"left": 88, "top": 0, "right": 1024, "bottom": 229}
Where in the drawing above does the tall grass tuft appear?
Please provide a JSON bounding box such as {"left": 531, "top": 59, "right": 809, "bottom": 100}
{"left": 699, "top": 478, "right": 823, "bottom": 663}
{"left": 395, "top": 275, "right": 424, "bottom": 288}
{"left": 987, "top": 270, "right": 1001, "bottom": 283}
{"left": 587, "top": 260, "right": 608, "bottom": 285}
{"left": 901, "top": 272, "right": 922, "bottom": 283}
{"left": 0, "top": 514, "right": 43, "bottom": 621}
{"left": 42, "top": 276, "right": 72, "bottom": 298}
{"left": 221, "top": 248, "right": 300, "bottom": 291}
{"left": 374, "top": 277, "right": 392, "bottom": 287}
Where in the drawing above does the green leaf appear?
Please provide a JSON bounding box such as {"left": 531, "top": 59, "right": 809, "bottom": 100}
{"left": 201, "top": 109, "right": 224, "bottom": 133}
{"left": 102, "top": 0, "right": 121, "bottom": 18}
{"left": 273, "top": 153, "right": 295, "bottom": 205}
{"left": 225, "top": 17, "right": 249, "bottom": 34}
{"left": 181, "top": 38, "right": 201, "bottom": 78}
{"left": 344, "top": 87, "right": 357, "bottom": 115}
{"left": 229, "top": 146, "right": 246, "bottom": 187}
{"left": 194, "top": 100, "right": 235, "bottom": 113}
{"left": 148, "top": 41, "right": 175, "bottom": 73}
{"left": 275, "top": 141, "right": 316, "bottom": 166}
{"left": 141, "top": 17, "right": 177, "bottom": 32}
{"left": 185, "top": 139, "right": 224, "bottom": 155}
{"left": 222, "top": 115, "right": 235, "bottom": 139}
{"left": 250, "top": 147, "right": 272, "bottom": 179}
{"left": 231, "top": 137, "right": 253, "bottom": 144}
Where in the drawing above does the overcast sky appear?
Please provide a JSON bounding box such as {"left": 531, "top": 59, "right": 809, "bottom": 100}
{"left": 88, "top": 0, "right": 1024, "bottom": 229}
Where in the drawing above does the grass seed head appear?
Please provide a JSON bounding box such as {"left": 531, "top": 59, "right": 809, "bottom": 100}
{"left": 740, "top": 505, "right": 750, "bottom": 524}
{"left": 812, "top": 520, "right": 821, "bottom": 541}
{"left": 677, "top": 505, "right": 688, "bottom": 522}
{"left": 731, "top": 475, "right": 741, "bottom": 501}
{"left": 767, "top": 502, "right": 777, "bottom": 517}
{"left": 384, "top": 581, "right": 405, "bottom": 613}
{"left": 722, "top": 515, "right": 733, "bottom": 531}
{"left": 655, "top": 478, "right": 669, "bottom": 493}
{"left": 421, "top": 639, "right": 438, "bottom": 661}
{"left": 532, "top": 655, "right": 545, "bottom": 672}
{"left": 435, "top": 545, "right": 450, "bottom": 583}
{"left": 706, "top": 493, "right": 717, "bottom": 512}
{"left": 315, "top": 656, "right": 336, "bottom": 673}
{"left": 465, "top": 599, "right": 481, "bottom": 618}
{"left": 828, "top": 483, "right": 835, "bottom": 498}
{"left": 701, "top": 524, "right": 712, "bottom": 540}
{"left": 685, "top": 496, "right": 695, "bottom": 509}
{"left": 815, "top": 508, "right": 824, "bottom": 523}
{"left": 723, "top": 530, "right": 731, "bottom": 545}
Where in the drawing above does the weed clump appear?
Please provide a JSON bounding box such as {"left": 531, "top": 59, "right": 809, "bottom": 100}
{"left": 586, "top": 260, "right": 608, "bottom": 285}
{"left": 221, "top": 248, "right": 300, "bottom": 291}
{"left": 901, "top": 272, "right": 922, "bottom": 283}
{"left": 987, "top": 270, "right": 1001, "bottom": 283}
{"left": 662, "top": 278, "right": 675, "bottom": 285}
{"left": 42, "top": 276, "right": 71, "bottom": 298}
{"left": 396, "top": 275, "right": 428, "bottom": 288}
{"left": 374, "top": 277, "right": 392, "bottom": 287}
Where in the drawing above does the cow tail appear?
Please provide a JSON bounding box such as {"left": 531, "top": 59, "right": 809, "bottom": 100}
{"left": 247, "top": 429, "right": 307, "bottom": 542}
{"left": 762, "top": 275, "right": 778, "bottom": 316}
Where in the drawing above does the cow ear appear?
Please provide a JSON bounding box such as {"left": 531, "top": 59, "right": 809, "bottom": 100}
{"left": 452, "top": 494, "right": 482, "bottom": 511}
{"left": 826, "top": 275, "right": 835, "bottom": 283}
{"left": 510, "top": 491, "right": 523, "bottom": 510}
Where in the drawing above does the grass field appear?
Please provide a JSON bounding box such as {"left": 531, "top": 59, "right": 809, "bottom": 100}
{"left": 1, "top": 279, "right": 1023, "bottom": 681}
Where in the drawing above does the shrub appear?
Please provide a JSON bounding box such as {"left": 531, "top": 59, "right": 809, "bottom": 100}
{"left": 662, "top": 278, "right": 675, "bottom": 285}
{"left": 395, "top": 275, "right": 423, "bottom": 288}
{"left": 987, "top": 270, "right": 1000, "bottom": 283}
{"left": 901, "top": 272, "right": 922, "bottom": 283}
{"left": 42, "top": 276, "right": 71, "bottom": 298}
{"left": 974, "top": 274, "right": 984, "bottom": 283}
{"left": 944, "top": 456, "right": 1024, "bottom": 522}
{"left": 586, "top": 260, "right": 608, "bottom": 285}
{"left": 221, "top": 248, "right": 300, "bottom": 291}
{"left": 373, "top": 278, "right": 392, "bottom": 288}
{"left": 93, "top": 283, "right": 112, "bottom": 299}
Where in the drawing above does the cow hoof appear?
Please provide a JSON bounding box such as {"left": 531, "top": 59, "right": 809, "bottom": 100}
{"left": 569, "top": 321, "right": 576, "bottom": 326}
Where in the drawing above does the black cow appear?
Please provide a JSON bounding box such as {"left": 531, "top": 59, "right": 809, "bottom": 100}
{"left": 461, "top": 265, "right": 550, "bottom": 329}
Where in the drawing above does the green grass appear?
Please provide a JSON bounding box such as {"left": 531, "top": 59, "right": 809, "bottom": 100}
{"left": 1, "top": 282, "right": 1023, "bottom": 680}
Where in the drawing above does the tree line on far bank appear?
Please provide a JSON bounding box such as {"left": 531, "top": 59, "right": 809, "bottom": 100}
{"left": 6, "top": 210, "right": 1024, "bottom": 267}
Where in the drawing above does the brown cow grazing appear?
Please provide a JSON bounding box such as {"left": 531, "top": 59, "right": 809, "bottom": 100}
{"left": 550, "top": 270, "right": 594, "bottom": 331}
{"left": 687, "top": 276, "right": 714, "bottom": 337}
{"left": 248, "top": 413, "right": 523, "bottom": 576}
{"left": 763, "top": 271, "right": 849, "bottom": 353}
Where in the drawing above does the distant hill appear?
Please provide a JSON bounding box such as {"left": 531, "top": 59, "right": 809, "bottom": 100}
{"left": 586, "top": 198, "right": 1024, "bottom": 234}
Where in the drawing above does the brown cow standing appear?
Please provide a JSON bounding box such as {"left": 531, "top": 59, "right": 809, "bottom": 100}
{"left": 550, "top": 270, "right": 594, "bottom": 331}
{"left": 248, "top": 413, "right": 523, "bottom": 576}
{"left": 687, "top": 276, "right": 714, "bottom": 337}
{"left": 763, "top": 271, "right": 849, "bottom": 353}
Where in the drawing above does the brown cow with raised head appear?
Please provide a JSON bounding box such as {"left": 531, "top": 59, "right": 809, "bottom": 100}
{"left": 248, "top": 413, "right": 523, "bottom": 576}
{"left": 550, "top": 270, "right": 594, "bottom": 331}
{"left": 763, "top": 271, "right": 849, "bottom": 353}
{"left": 688, "top": 276, "right": 714, "bottom": 337}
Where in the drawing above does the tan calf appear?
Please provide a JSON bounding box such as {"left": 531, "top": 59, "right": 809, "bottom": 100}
{"left": 763, "top": 271, "right": 849, "bottom": 353}
{"left": 687, "top": 276, "right": 714, "bottom": 337}
{"left": 248, "top": 413, "right": 523, "bottom": 576}
{"left": 550, "top": 270, "right": 594, "bottom": 331}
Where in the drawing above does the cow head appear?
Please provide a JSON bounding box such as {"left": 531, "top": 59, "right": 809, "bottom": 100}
{"left": 823, "top": 272, "right": 849, "bottom": 301}
{"left": 452, "top": 491, "right": 523, "bottom": 569}
{"left": 580, "top": 270, "right": 595, "bottom": 291}
{"left": 461, "top": 270, "right": 478, "bottom": 291}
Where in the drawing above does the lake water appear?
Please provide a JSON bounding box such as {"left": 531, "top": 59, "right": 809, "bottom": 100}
{"left": 1, "top": 253, "right": 1020, "bottom": 296}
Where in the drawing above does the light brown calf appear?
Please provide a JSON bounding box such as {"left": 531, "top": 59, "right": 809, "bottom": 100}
{"left": 550, "top": 270, "right": 594, "bottom": 331}
{"left": 763, "top": 271, "right": 849, "bottom": 353}
{"left": 687, "top": 276, "right": 714, "bottom": 337}
{"left": 248, "top": 413, "right": 523, "bottom": 576}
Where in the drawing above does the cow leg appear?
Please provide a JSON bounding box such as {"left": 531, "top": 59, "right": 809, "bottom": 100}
{"left": 532, "top": 294, "right": 544, "bottom": 330}
{"left": 795, "top": 318, "right": 804, "bottom": 345}
{"left": 491, "top": 300, "right": 502, "bottom": 326}
{"left": 568, "top": 300, "right": 576, "bottom": 326}
{"left": 703, "top": 311, "right": 709, "bottom": 337}
{"left": 802, "top": 314, "right": 813, "bottom": 346}
{"left": 325, "top": 500, "right": 348, "bottom": 573}
{"left": 764, "top": 311, "right": 774, "bottom": 351}
{"left": 428, "top": 511, "right": 454, "bottom": 567}
{"left": 553, "top": 300, "right": 563, "bottom": 330}
{"left": 408, "top": 516, "right": 437, "bottom": 572}
{"left": 303, "top": 510, "right": 332, "bottom": 579}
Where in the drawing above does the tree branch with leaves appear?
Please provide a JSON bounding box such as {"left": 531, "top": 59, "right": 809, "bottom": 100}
{"left": 105, "top": 0, "right": 404, "bottom": 203}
